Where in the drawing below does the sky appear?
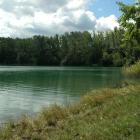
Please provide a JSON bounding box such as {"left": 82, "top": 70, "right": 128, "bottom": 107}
{"left": 0, "top": 0, "right": 135, "bottom": 38}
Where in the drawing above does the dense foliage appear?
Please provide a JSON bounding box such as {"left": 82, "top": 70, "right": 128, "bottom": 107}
{"left": 118, "top": 1, "right": 140, "bottom": 65}
{"left": 0, "top": 2, "right": 139, "bottom": 66}
{"left": 0, "top": 29, "right": 125, "bottom": 66}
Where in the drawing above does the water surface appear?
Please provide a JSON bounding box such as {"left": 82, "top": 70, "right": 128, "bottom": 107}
{"left": 0, "top": 66, "right": 123, "bottom": 122}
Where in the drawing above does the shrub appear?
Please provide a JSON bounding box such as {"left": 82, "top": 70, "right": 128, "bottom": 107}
{"left": 123, "top": 60, "right": 140, "bottom": 78}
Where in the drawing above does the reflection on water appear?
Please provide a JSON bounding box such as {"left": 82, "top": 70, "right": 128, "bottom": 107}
{"left": 0, "top": 66, "right": 123, "bottom": 122}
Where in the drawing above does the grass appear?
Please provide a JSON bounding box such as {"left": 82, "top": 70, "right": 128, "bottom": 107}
{"left": 123, "top": 60, "right": 140, "bottom": 78}
{"left": 0, "top": 63, "right": 140, "bottom": 140}
{"left": 0, "top": 84, "right": 140, "bottom": 140}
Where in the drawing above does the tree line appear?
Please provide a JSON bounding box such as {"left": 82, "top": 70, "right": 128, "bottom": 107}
{"left": 0, "top": 2, "right": 139, "bottom": 66}
{"left": 0, "top": 29, "right": 123, "bottom": 66}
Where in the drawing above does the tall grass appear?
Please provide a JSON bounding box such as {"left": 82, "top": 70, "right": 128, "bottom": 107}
{"left": 0, "top": 62, "right": 140, "bottom": 139}
{"left": 0, "top": 85, "right": 139, "bottom": 140}
{"left": 123, "top": 60, "right": 140, "bottom": 78}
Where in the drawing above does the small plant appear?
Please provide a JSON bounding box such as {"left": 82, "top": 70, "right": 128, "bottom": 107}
{"left": 123, "top": 60, "right": 140, "bottom": 78}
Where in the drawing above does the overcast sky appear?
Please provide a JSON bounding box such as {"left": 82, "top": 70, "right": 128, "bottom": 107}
{"left": 0, "top": 0, "right": 135, "bottom": 37}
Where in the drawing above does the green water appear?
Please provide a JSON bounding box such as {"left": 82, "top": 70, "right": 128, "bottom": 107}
{"left": 0, "top": 66, "right": 123, "bottom": 122}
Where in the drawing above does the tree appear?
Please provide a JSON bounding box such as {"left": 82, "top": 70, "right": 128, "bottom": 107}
{"left": 118, "top": 1, "right": 140, "bottom": 64}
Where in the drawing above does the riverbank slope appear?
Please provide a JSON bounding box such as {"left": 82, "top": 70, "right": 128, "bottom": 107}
{"left": 0, "top": 84, "right": 140, "bottom": 140}
{"left": 1, "top": 61, "right": 140, "bottom": 140}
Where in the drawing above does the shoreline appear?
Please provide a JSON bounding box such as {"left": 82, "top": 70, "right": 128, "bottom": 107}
{"left": 0, "top": 84, "right": 139, "bottom": 139}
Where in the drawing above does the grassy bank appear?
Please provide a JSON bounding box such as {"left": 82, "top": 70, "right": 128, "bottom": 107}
{"left": 0, "top": 84, "right": 140, "bottom": 140}
{"left": 123, "top": 60, "right": 140, "bottom": 78}
{"left": 0, "top": 63, "right": 140, "bottom": 140}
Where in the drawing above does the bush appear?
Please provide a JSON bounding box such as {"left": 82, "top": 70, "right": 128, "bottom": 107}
{"left": 123, "top": 60, "right": 140, "bottom": 78}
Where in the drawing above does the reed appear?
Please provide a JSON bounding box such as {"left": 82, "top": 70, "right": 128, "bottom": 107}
{"left": 123, "top": 60, "right": 140, "bottom": 78}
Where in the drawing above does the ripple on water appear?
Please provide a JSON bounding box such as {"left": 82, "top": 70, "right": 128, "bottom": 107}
{"left": 0, "top": 66, "right": 123, "bottom": 122}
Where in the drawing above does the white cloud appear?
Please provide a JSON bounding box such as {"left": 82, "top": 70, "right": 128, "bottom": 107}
{"left": 0, "top": 0, "right": 119, "bottom": 37}
{"left": 66, "top": 0, "right": 86, "bottom": 10}
{"left": 96, "top": 15, "right": 119, "bottom": 31}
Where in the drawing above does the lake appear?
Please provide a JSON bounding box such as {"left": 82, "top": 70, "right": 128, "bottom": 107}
{"left": 0, "top": 66, "right": 123, "bottom": 122}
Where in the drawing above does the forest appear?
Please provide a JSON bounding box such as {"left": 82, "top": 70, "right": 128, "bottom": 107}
{"left": 0, "top": 2, "right": 139, "bottom": 66}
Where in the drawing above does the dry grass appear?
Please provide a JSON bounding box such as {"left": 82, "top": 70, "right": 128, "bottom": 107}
{"left": 0, "top": 62, "right": 140, "bottom": 139}
{"left": 0, "top": 84, "right": 139, "bottom": 140}
{"left": 123, "top": 60, "right": 140, "bottom": 78}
